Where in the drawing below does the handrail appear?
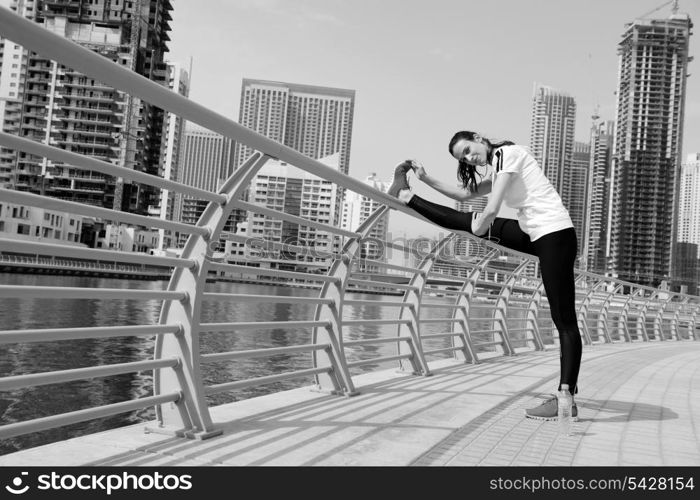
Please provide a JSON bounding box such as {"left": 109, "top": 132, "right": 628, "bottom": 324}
{"left": 231, "top": 200, "right": 360, "bottom": 239}
{"left": 0, "top": 238, "right": 195, "bottom": 268}
{"left": 0, "top": 132, "right": 226, "bottom": 204}
{"left": 0, "top": 188, "right": 210, "bottom": 237}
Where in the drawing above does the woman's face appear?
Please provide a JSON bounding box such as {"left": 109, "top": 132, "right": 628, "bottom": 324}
{"left": 451, "top": 137, "right": 489, "bottom": 166}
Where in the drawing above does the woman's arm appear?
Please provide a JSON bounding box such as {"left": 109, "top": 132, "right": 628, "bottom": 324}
{"left": 411, "top": 161, "right": 491, "bottom": 201}
{"left": 471, "top": 172, "right": 514, "bottom": 235}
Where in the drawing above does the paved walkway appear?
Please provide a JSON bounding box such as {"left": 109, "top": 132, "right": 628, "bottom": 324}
{"left": 1, "top": 342, "right": 699, "bottom": 466}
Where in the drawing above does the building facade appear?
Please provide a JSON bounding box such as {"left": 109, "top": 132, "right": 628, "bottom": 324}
{"left": 226, "top": 154, "right": 341, "bottom": 268}
{"left": 678, "top": 153, "right": 700, "bottom": 246}
{"left": 0, "top": 0, "right": 173, "bottom": 215}
{"left": 608, "top": 13, "right": 693, "bottom": 286}
{"left": 529, "top": 83, "right": 577, "bottom": 198}
{"left": 341, "top": 173, "right": 390, "bottom": 268}
{"left": 234, "top": 79, "right": 356, "bottom": 234}
{"left": 175, "top": 126, "right": 235, "bottom": 248}
{"left": 0, "top": 200, "right": 84, "bottom": 245}
{"left": 155, "top": 61, "right": 189, "bottom": 251}
{"left": 235, "top": 79, "right": 355, "bottom": 175}
{"left": 570, "top": 141, "right": 590, "bottom": 260}
{"left": 584, "top": 120, "right": 614, "bottom": 274}
{"left": 675, "top": 153, "right": 700, "bottom": 293}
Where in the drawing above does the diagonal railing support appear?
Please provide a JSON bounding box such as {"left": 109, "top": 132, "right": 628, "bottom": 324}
{"left": 452, "top": 247, "right": 501, "bottom": 359}
{"left": 493, "top": 259, "right": 531, "bottom": 355}
{"left": 309, "top": 209, "right": 398, "bottom": 395}
{"left": 153, "top": 153, "right": 269, "bottom": 438}
{"left": 397, "top": 236, "right": 458, "bottom": 375}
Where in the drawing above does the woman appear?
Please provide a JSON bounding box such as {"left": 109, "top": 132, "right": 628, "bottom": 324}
{"left": 388, "top": 130, "right": 582, "bottom": 421}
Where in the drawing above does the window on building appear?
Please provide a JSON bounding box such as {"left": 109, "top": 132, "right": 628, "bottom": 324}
{"left": 17, "top": 224, "right": 30, "bottom": 235}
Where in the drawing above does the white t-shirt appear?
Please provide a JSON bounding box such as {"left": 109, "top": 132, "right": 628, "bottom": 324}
{"left": 490, "top": 144, "right": 573, "bottom": 241}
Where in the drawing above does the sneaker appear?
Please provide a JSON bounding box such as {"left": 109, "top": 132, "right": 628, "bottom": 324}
{"left": 387, "top": 161, "right": 412, "bottom": 197}
{"left": 524, "top": 394, "right": 579, "bottom": 421}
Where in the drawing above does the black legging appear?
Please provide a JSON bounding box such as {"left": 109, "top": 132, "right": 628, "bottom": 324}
{"left": 408, "top": 195, "right": 582, "bottom": 393}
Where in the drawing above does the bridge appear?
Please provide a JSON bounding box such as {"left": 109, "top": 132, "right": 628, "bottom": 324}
{"left": 0, "top": 7, "right": 699, "bottom": 467}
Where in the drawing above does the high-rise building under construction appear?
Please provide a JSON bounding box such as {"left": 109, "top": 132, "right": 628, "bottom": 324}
{"left": 608, "top": 11, "right": 693, "bottom": 286}
{"left": 0, "top": 0, "right": 173, "bottom": 215}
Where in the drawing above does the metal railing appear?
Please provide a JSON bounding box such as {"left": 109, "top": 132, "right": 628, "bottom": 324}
{"left": 0, "top": 5, "right": 698, "bottom": 448}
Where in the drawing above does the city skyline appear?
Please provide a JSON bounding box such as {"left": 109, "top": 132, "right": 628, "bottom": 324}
{"left": 0, "top": 0, "right": 697, "bottom": 288}
{"left": 163, "top": 0, "right": 700, "bottom": 238}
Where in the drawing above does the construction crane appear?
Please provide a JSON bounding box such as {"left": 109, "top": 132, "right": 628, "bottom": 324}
{"left": 638, "top": 0, "right": 679, "bottom": 19}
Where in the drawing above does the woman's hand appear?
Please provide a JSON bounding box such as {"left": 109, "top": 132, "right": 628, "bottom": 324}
{"left": 471, "top": 212, "right": 490, "bottom": 236}
{"left": 409, "top": 160, "right": 427, "bottom": 181}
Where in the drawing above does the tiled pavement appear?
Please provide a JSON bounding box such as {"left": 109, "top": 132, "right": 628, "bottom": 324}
{"left": 413, "top": 343, "right": 700, "bottom": 466}
{"left": 1, "top": 342, "right": 699, "bottom": 466}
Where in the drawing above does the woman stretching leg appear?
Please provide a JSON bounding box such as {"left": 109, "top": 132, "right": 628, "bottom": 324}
{"left": 388, "top": 131, "right": 583, "bottom": 421}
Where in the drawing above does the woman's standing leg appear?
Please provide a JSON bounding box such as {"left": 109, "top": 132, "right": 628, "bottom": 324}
{"left": 532, "top": 228, "right": 582, "bottom": 393}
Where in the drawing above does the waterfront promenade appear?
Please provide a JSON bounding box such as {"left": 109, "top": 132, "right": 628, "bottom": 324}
{"left": 1, "top": 8, "right": 699, "bottom": 471}
{"left": 2, "top": 341, "right": 698, "bottom": 467}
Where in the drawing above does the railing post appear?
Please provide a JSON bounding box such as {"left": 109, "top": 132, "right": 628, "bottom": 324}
{"left": 689, "top": 302, "right": 700, "bottom": 341}
{"left": 670, "top": 297, "right": 688, "bottom": 341}
{"left": 616, "top": 287, "right": 635, "bottom": 343}
{"left": 574, "top": 274, "right": 591, "bottom": 343}
{"left": 576, "top": 275, "right": 601, "bottom": 346}
{"left": 639, "top": 290, "right": 658, "bottom": 341}
{"left": 494, "top": 259, "right": 530, "bottom": 355}
{"left": 397, "top": 237, "right": 456, "bottom": 376}
{"left": 311, "top": 250, "right": 358, "bottom": 395}
{"left": 453, "top": 247, "right": 500, "bottom": 360}
{"left": 596, "top": 282, "right": 618, "bottom": 344}
{"left": 311, "top": 209, "right": 397, "bottom": 395}
{"left": 153, "top": 153, "right": 269, "bottom": 438}
{"left": 654, "top": 294, "right": 674, "bottom": 341}
{"left": 526, "top": 277, "right": 545, "bottom": 351}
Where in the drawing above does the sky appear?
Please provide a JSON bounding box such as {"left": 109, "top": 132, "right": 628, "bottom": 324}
{"left": 165, "top": 0, "right": 700, "bottom": 239}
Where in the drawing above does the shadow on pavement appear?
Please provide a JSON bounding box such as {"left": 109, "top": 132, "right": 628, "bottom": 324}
{"left": 577, "top": 399, "right": 677, "bottom": 422}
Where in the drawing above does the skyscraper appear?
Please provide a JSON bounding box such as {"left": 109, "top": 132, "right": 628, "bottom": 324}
{"left": 608, "top": 12, "right": 693, "bottom": 286}
{"left": 678, "top": 153, "right": 700, "bottom": 246}
{"left": 0, "top": 0, "right": 173, "bottom": 214}
{"left": 341, "top": 173, "right": 390, "bottom": 268}
{"left": 175, "top": 126, "right": 235, "bottom": 247}
{"left": 675, "top": 153, "right": 700, "bottom": 294}
{"left": 155, "top": 61, "right": 189, "bottom": 251}
{"left": 529, "top": 84, "right": 577, "bottom": 197}
{"left": 235, "top": 79, "right": 355, "bottom": 175}
{"left": 234, "top": 79, "right": 355, "bottom": 236}
{"left": 584, "top": 120, "right": 614, "bottom": 274}
{"left": 570, "top": 141, "right": 590, "bottom": 260}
